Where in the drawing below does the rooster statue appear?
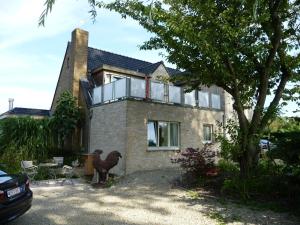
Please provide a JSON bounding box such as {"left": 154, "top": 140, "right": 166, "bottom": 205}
{"left": 92, "top": 149, "right": 122, "bottom": 184}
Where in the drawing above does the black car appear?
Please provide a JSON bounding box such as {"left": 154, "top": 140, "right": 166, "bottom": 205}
{"left": 0, "top": 169, "right": 32, "bottom": 224}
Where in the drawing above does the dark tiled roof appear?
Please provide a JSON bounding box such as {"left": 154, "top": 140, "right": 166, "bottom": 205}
{"left": 137, "top": 61, "right": 163, "bottom": 74}
{"left": 80, "top": 78, "right": 93, "bottom": 107}
{"left": 1, "top": 107, "right": 50, "bottom": 117}
{"left": 87, "top": 47, "right": 180, "bottom": 75}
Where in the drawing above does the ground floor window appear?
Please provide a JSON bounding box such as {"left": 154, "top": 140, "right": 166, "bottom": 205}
{"left": 147, "top": 121, "right": 180, "bottom": 149}
{"left": 203, "top": 124, "right": 213, "bottom": 143}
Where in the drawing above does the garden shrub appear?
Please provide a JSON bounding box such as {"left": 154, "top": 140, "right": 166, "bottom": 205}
{"left": 268, "top": 131, "right": 300, "bottom": 165}
{"left": 171, "top": 144, "right": 216, "bottom": 177}
{"left": 0, "top": 117, "right": 54, "bottom": 172}
{"left": 217, "top": 159, "right": 239, "bottom": 175}
{"left": 52, "top": 91, "right": 81, "bottom": 150}
{"left": 0, "top": 92, "right": 81, "bottom": 174}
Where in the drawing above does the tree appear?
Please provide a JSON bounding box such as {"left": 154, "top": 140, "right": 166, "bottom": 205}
{"left": 40, "top": 0, "right": 300, "bottom": 177}
{"left": 52, "top": 91, "right": 80, "bottom": 150}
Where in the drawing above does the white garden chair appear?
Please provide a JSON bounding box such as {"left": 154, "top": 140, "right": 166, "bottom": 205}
{"left": 61, "top": 165, "right": 75, "bottom": 185}
{"left": 21, "top": 161, "right": 38, "bottom": 181}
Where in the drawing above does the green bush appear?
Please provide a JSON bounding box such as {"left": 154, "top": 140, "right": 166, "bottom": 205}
{"left": 221, "top": 175, "right": 281, "bottom": 200}
{"left": 0, "top": 91, "right": 81, "bottom": 175}
{"left": 269, "top": 131, "right": 300, "bottom": 165}
{"left": 0, "top": 117, "right": 53, "bottom": 161}
{"left": 217, "top": 159, "right": 239, "bottom": 175}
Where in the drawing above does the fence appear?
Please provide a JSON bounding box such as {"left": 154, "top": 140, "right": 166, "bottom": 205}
{"left": 92, "top": 77, "right": 221, "bottom": 109}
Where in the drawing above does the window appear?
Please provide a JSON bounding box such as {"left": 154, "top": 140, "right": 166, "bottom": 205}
{"left": 184, "top": 90, "right": 196, "bottom": 106}
{"left": 151, "top": 81, "right": 165, "bottom": 101}
{"left": 169, "top": 85, "right": 181, "bottom": 104}
{"left": 211, "top": 93, "right": 221, "bottom": 109}
{"left": 203, "top": 124, "right": 213, "bottom": 143}
{"left": 131, "top": 78, "right": 146, "bottom": 98}
{"left": 107, "top": 74, "right": 125, "bottom": 83}
{"left": 198, "top": 91, "right": 209, "bottom": 107}
{"left": 147, "top": 121, "right": 180, "bottom": 149}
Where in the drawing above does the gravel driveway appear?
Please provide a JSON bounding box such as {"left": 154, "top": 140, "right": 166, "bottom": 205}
{"left": 10, "top": 169, "right": 299, "bottom": 225}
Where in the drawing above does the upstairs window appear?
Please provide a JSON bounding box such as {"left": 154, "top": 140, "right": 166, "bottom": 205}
{"left": 198, "top": 91, "right": 209, "bottom": 108}
{"left": 211, "top": 93, "right": 221, "bottom": 109}
{"left": 147, "top": 121, "right": 180, "bottom": 149}
{"left": 203, "top": 124, "right": 213, "bottom": 143}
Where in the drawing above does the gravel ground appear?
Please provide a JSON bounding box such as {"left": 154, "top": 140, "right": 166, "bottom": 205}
{"left": 10, "top": 169, "right": 299, "bottom": 225}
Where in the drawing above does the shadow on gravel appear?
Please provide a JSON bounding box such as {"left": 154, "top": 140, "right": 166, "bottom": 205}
{"left": 9, "top": 169, "right": 299, "bottom": 225}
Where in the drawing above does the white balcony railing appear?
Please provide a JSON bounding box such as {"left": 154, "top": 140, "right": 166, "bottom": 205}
{"left": 92, "top": 77, "right": 222, "bottom": 109}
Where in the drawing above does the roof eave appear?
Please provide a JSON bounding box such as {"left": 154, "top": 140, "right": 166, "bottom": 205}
{"left": 92, "top": 64, "right": 147, "bottom": 78}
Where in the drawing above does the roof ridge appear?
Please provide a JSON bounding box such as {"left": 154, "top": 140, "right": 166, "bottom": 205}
{"left": 137, "top": 61, "right": 163, "bottom": 70}
{"left": 88, "top": 46, "right": 154, "bottom": 66}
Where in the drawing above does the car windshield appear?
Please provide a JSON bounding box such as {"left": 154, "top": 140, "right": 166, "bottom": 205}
{"left": 0, "top": 170, "right": 12, "bottom": 184}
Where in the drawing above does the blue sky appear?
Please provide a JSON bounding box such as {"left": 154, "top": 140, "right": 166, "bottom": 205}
{"left": 0, "top": 0, "right": 298, "bottom": 116}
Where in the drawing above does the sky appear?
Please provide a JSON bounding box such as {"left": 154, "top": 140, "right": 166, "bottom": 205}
{"left": 0, "top": 0, "right": 298, "bottom": 116}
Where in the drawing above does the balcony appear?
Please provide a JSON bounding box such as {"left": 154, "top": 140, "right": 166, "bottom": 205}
{"left": 92, "top": 77, "right": 222, "bottom": 110}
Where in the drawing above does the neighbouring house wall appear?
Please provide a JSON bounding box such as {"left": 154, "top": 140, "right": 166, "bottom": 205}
{"left": 125, "top": 100, "right": 224, "bottom": 174}
{"left": 89, "top": 101, "right": 128, "bottom": 175}
{"left": 0, "top": 114, "right": 48, "bottom": 120}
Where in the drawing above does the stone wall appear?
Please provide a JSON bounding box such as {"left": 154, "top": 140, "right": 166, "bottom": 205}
{"left": 151, "top": 64, "right": 170, "bottom": 80}
{"left": 125, "top": 100, "right": 224, "bottom": 174}
{"left": 89, "top": 99, "right": 224, "bottom": 175}
{"left": 89, "top": 101, "right": 128, "bottom": 175}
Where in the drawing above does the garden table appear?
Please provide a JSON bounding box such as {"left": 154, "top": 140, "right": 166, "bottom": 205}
{"left": 38, "top": 163, "right": 59, "bottom": 180}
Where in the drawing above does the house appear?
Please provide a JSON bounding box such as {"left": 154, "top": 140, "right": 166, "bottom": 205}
{"left": 51, "top": 28, "right": 236, "bottom": 175}
{"left": 0, "top": 107, "right": 50, "bottom": 120}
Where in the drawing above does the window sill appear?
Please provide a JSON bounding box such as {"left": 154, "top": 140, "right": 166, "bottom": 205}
{"left": 147, "top": 147, "right": 180, "bottom": 151}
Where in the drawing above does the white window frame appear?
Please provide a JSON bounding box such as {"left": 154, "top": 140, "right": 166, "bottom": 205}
{"left": 203, "top": 124, "right": 213, "bottom": 144}
{"left": 147, "top": 120, "right": 180, "bottom": 150}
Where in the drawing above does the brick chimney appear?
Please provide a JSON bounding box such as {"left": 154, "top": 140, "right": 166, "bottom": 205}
{"left": 70, "top": 28, "right": 89, "bottom": 101}
{"left": 50, "top": 28, "right": 89, "bottom": 114}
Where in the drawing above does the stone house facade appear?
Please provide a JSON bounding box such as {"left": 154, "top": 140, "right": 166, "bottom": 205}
{"left": 51, "top": 28, "right": 236, "bottom": 175}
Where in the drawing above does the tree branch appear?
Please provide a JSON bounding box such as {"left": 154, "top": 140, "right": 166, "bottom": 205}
{"left": 249, "top": 0, "right": 282, "bottom": 135}
{"left": 260, "top": 48, "right": 292, "bottom": 128}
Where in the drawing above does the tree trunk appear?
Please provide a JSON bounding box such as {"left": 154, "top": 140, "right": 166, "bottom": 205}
{"left": 239, "top": 137, "right": 260, "bottom": 178}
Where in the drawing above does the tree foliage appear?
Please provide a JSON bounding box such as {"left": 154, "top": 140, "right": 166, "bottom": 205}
{"left": 0, "top": 117, "right": 53, "bottom": 172}
{"left": 52, "top": 91, "right": 81, "bottom": 149}
{"left": 266, "top": 116, "right": 300, "bottom": 133}
{"left": 40, "top": 0, "right": 300, "bottom": 177}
